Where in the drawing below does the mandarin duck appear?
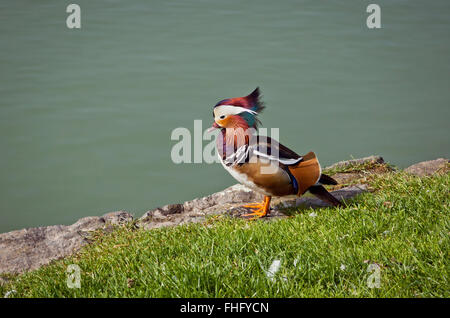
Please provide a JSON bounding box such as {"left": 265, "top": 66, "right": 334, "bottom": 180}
{"left": 208, "top": 87, "right": 342, "bottom": 219}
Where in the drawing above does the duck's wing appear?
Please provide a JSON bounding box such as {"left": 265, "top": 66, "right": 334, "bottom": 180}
{"left": 250, "top": 135, "right": 303, "bottom": 166}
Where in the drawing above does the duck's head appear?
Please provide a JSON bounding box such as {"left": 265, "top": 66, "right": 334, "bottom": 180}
{"left": 208, "top": 87, "right": 265, "bottom": 132}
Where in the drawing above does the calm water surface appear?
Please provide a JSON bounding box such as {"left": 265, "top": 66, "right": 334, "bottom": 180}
{"left": 1, "top": 0, "right": 449, "bottom": 232}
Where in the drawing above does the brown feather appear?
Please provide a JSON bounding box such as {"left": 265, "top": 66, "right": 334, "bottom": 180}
{"left": 287, "top": 152, "right": 321, "bottom": 195}
{"left": 233, "top": 158, "right": 294, "bottom": 197}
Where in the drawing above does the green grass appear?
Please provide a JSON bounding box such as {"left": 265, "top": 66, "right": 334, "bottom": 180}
{"left": 321, "top": 159, "right": 396, "bottom": 176}
{"left": 1, "top": 171, "right": 449, "bottom": 297}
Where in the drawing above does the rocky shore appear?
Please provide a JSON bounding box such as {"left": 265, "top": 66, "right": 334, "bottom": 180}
{"left": 0, "top": 156, "right": 448, "bottom": 275}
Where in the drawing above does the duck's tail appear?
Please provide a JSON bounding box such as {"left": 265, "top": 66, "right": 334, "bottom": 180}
{"left": 318, "top": 173, "right": 338, "bottom": 185}
{"left": 308, "top": 184, "right": 343, "bottom": 207}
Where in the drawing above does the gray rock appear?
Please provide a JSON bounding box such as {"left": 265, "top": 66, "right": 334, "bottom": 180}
{"left": 138, "top": 184, "right": 264, "bottom": 228}
{"left": 404, "top": 158, "right": 449, "bottom": 177}
{"left": 182, "top": 184, "right": 264, "bottom": 213}
{"left": 0, "top": 211, "right": 132, "bottom": 274}
{"left": 325, "top": 155, "right": 384, "bottom": 171}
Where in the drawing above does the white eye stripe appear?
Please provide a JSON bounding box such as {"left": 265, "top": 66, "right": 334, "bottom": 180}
{"left": 214, "top": 105, "right": 257, "bottom": 118}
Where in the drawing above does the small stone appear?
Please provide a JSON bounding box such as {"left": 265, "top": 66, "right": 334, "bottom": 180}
{"left": 102, "top": 211, "right": 134, "bottom": 225}
{"left": 404, "top": 158, "right": 449, "bottom": 177}
{"left": 159, "top": 204, "right": 184, "bottom": 215}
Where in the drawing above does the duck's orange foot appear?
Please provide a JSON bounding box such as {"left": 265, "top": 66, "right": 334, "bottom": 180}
{"left": 242, "top": 196, "right": 271, "bottom": 220}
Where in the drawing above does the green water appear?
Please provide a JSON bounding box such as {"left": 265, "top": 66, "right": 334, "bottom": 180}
{"left": 1, "top": 0, "right": 449, "bottom": 232}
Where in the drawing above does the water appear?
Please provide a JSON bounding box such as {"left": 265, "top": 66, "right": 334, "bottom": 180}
{"left": 1, "top": 0, "right": 449, "bottom": 232}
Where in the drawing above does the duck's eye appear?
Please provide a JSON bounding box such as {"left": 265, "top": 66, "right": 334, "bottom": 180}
{"left": 220, "top": 115, "right": 226, "bottom": 120}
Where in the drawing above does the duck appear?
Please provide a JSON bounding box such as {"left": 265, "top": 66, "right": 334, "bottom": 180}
{"left": 208, "top": 87, "right": 342, "bottom": 219}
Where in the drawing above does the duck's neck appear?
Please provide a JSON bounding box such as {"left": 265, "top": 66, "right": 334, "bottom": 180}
{"left": 217, "top": 124, "right": 256, "bottom": 159}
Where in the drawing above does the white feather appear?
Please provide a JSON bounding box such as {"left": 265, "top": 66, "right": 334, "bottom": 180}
{"left": 253, "top": 149, "right": 303, "bottom": 165}
{"left": 214, "top": 105, "right": 257, "bottom": 119}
